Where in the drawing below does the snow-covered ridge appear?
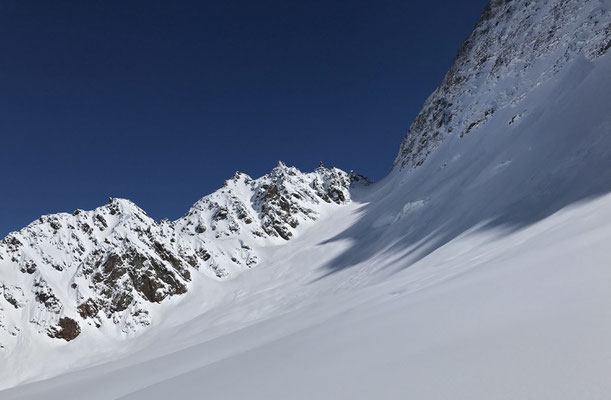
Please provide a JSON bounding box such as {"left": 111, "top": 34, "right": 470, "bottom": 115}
{"left": 177, "top": 162, "right": 367, "bottom": 241}
{"left": 394, "top": 0, "right": 611, "bottom": 169}
{"left": 0, "top": 163, "right": 368, "bottom": 348}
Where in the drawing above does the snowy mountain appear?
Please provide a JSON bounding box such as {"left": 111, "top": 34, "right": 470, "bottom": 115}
{"left": 0, "top": 163, "right": 367, "bottom": 349}
{"left": 1, "top": 0, "right": 610, "bottom": 398}
{"left": 394, "top": 0, "right": 611, "bottom": 169}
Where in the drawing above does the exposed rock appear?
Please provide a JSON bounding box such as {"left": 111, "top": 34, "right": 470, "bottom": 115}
{"left": 77, "top": 298, "right": 99, "bottom": 319}
{"left": 48, "top": 317, "right": 81, "bottom": 341}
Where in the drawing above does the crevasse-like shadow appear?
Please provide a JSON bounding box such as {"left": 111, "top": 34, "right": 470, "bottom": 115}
{"left": 316, "top": 54, "right": 611, "bottom": 278}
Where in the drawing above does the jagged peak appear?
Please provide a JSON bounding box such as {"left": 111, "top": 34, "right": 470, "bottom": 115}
{"left": 314, "top": 161, "right": 333, "bottom": 174}
{"left": 103, "top": 197, "right": 147, "bottom": 216}
{"left": 269, "top": 161, "right": 299, "bottom": 179}
{"left": 221, "top": 171, "right": 253, "bottom": 189}
{"left": 0, "top": 197, "right": 155, "bottom": 253}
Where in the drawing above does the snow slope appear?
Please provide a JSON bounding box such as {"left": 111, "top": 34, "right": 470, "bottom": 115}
{"left": 6, "top": 191, "right": 609, "bottom": 400}
{"left": 1, "top": 0, "right": 611, "bottom": 398}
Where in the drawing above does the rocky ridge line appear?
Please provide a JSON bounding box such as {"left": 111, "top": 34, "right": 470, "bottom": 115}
{"left": 0, "top": 163, "right": 369, "bottom": 347}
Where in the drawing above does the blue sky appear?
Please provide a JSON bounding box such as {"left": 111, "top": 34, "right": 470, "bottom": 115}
{"left": 0, "top": 0, "right": 488, "bottom": 236}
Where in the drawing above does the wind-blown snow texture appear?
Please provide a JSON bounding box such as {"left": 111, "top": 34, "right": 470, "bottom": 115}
{"left": 1, "top": 0, "right": 610, "bottom": 398}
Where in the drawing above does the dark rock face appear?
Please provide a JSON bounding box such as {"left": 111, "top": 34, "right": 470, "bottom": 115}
{"left": 48, "top": 317, "right": 81, "bottom": 342}
{"left": 394, "top": 0, "right": 611, "bottom": 169}
{"left": 77, "top": 298, "right": 99, "bottom": 319}
{"left": 253, "top": 162, "right": 354, "bottom": 240}
{"left": 33, "top": 280, "right": 62, "bottom": 313}
{"left": 2, "top": 285, "right": 24, "bottom": 309}
{"left": 126, "top": 252, "right": 188, "bottom": 303}
{"left": 83, "top": 246, "right": 191, "bottom": 326}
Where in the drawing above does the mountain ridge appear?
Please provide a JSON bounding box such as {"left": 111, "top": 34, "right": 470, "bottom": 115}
{"left": 0, "top": 162, "right": 369, "bottom": 347}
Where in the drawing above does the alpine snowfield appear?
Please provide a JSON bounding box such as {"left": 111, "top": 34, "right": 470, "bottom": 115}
{"left": 1, "top": 0, "right": 611, "bottom": 398}
{"left": 3, "top": 192, "right": 611, "bottom": 400}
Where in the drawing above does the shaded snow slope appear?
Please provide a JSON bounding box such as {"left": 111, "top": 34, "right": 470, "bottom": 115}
{"left": 323, "top": 44, "right": 611, "bottom": 278}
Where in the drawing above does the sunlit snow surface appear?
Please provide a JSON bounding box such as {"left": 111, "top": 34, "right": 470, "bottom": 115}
{"left": 1, "top": 46, "right": 610, "bottom": 398}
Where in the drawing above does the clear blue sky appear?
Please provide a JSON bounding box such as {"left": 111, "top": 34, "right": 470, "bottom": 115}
{"left": 0, "top": 0, "right": 488, "bottom": 236}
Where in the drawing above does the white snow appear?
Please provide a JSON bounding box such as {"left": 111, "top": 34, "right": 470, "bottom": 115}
{"left": 2, "top": 184, "right": 611, "bottom": 399}
{"left": 1, "top": 1, "right": 610, "bottom": 398}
